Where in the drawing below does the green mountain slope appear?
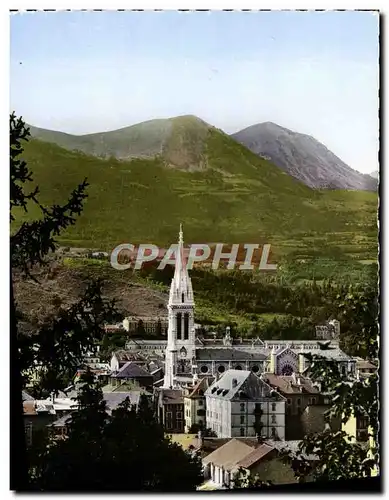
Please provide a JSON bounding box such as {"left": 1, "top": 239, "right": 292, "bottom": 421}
{"left": 28, "top": 115, "right": 211, "bottom": 170}
{"left": 15, "top": 118, "right": 378, "bottom": 261}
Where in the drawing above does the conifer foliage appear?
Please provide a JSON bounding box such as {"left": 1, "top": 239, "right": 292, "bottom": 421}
{"left": 32, "top": 372, "right": 203, "bottom": 491}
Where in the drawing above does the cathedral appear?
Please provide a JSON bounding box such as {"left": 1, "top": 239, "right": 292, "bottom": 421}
{"left": 162, "top": 227, "right": 355, "bottom": 390}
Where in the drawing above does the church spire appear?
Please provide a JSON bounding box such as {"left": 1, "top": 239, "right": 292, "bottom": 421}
{"left": 169, "top": 225, "right": 194, "bottom": 305}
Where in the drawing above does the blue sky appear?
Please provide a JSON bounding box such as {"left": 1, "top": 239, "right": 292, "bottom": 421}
{"left": 10, "top": 10, "right": 379, "bottom": 173}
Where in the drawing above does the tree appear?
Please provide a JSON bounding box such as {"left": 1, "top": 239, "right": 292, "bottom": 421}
{"left": 280, "top": 355, "right": 378, "bottom": 482}
{"left": 279, "top": 283, "right": 379, "bottom": 482}
{"left": 10, "top": 114, "right": 118, "bottom": 488}
{"left": 32, "top": 372, "right": 204, "bottom": 491}
{"left": 230, "top": 468, "right": 272, "bottom": 489}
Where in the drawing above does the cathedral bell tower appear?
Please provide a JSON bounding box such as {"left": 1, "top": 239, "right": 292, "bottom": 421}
{"left": 164, "top": 225, "right": 196, "bottom": 388}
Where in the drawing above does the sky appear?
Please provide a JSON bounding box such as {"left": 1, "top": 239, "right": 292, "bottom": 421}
{"left": 10, "top": 10, "right": 379, "bottom": 173}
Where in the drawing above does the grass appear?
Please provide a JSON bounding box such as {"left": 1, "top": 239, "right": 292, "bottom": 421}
{"left": 167, "top": 434, "right": 196, "bottom": 450}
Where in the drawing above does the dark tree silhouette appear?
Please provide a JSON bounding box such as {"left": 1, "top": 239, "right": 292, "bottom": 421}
{"left": 10, "top": 113, "right": 118, "bottom": 489}
{"left": 32, "top": 372, "right": 203, "bottom": 491}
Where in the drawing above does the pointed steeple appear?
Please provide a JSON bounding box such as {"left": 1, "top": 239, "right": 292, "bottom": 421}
{"left": 169, "top": 225, "right": 194, "bottom": 304}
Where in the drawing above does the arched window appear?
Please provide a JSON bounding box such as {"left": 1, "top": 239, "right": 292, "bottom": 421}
{"left": 176, "top": 313, "right": 182, "bottom": 340}
{"left": 235, "top": 365, "right": 242, "bottom": 370}
{"left": 251, "top": 365, "right": 259, "bottom": 373}
{"left": 281, "top": 364, "right": 293, "bottom": 376}
{"left": 184, "top": 313, "right": 189, "bottom": 340}
{"left": 240, "top": 427, "right": 245, "bottom": 436}
{"left": 182, "top": 293, "right": 185, "bottom": 303}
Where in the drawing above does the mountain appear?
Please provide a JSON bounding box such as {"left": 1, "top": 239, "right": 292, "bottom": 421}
{"left": 16, "top": 116, "right": 377, "bottom": 261}
{"left": 28, "top": 115, "right": 212, "bottom": 171}
{"left": 369, "top": 170, "right": 379, "bottom": 180}
{"left": 231, "top": 122, "right": 377, "bottom": 191}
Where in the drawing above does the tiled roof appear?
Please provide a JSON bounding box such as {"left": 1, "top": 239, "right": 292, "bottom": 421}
{"left": 203, "top": 439, "right": 255, "bottom": 471}
{"left": 205, "top": 370, "right": 285, "bottom": 401}
{"left": 187, "top": 377, "right": 215, "bottom": 398}
{"left": 236, "top": 444, "right": 274, "bottom": 469}
{"left": 113, "top": 362, "right": 152, "bottom": 379}
{"left": 356, "top": 359, "right": 376, "bottom": 370}
{"left": 113, "top": 350, "right": 147, "bottom": 362}
{"left": 262, "top": 374, "right": 319, "bottom": 395}
{"left": 160, "top": 388, "right": 184, "bottom": 404}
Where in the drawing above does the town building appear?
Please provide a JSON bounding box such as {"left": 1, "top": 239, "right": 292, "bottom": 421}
{"left": 355, "top": 358, "right": 377, "bottom": 379}
{"left": 198, "top": 437, "right": 316, "bottom": 489}
{"left": 110, "top": 361, "right": 154, "bottom": 389}
{"left": 205, "top": 370, "right": 286, "bottom": 439}
{"left": 123, "top": 316, "right": 168, "bottom": 336}
{"left": 114, "top": 227, "right": 355, "bottom": 390}
{"left": 155, "top": 388, "right": 185, "bottom": 433}
{"left": 315, "top": 319, "right": 340, "bottom": 340}
{"left": 184, "top": 377, "right": 214, "bottom": 433}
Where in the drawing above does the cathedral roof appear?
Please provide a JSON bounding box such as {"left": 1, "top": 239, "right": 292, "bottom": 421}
{"left": 196, "top": 348, "right": 268, "bottom": 361}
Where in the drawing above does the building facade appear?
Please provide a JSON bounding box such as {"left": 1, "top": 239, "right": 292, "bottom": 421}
{"left": 205, "top": 370, "right": 286, "bottom": 439}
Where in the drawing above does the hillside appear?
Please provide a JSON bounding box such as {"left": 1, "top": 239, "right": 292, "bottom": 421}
{"left": 369, "top": 170, "right": 379, "bottom": 180}
{"left": 14, "top": 116, "right": 378, "bottom": 263}
{"left": 231, "top": 122, "right": 377, "bottom": 191}
{"left": 28, "top": 115, "right": 211, "bottom": 171}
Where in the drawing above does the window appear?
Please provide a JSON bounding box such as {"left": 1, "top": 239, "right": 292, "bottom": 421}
{"left": 198, "top": 399, "right": 203, "bottom": 406}
{"left": 271, "top": 415, "right": 277, "bottom": 424}
{"left": 271, "top": 427, "right": 276, "bottom": 437}
{"left": 251, "top": 365, "right": 259, "bottom": 373}
{"left": 184, "top": 313, "right": 189, "bottom": 340}
{"left": 197, "top": 409, "right": 206, "bottom": 417}
{"left": 218, "top": 365, "right": 225, "bottom": 373}
{"left": 255, "top": 403, "right": 262, "bottom": 413}
{"left": 240, "top": 403, "right": 245, "bottom": 412}
{"left": 240, "top": 427, "right": 245, "bottom": 436}
{"left": 182, "top": 293, "right": 185, "bottom": 303}
{"left": 240, "top": 415, "right": 245, "bottom": 424}
{"left": 166, "top": 411, "right": 173, "bottom": 419}
{"left": 176, "top": 313, "right": 182, "bottom": 340}
{"left": 287, "top": 399, "right": 291, "bottom": 405}
{"left": 271, "top": 403, "right": 276, "bottom": 412}
{"left": 201, "top": 365, "right": 208, "bottom": 373}
{"left": 235, "top": 365, "right": 242, "bottom": 370}
{"left": 296, "top": 398, "right": 301, "bottom": 407}
{"left": 176, "top": 412, "right": 183, "bottom": 420}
